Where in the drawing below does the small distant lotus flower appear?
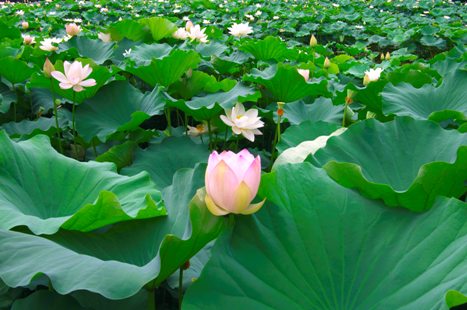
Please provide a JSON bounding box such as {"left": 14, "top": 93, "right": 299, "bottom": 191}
{"left": 363, "top": 68, "right": 383, "bottom": 85}
{"left": 100, "top": 7, "right": 108, "bottom": 13}
{"left": 123, "top": 48, "right": 132, "bottom": 57}
{"left": 323, "top": 57, "right": 331, "bottom": 69}
{"left": 228, "top": 23, "right": 253, "bottom": 37}
{"left": 204, "top": 149, "right": 265, "bottom": 216}
{"left": 65, "top": 23, "right": 81, "bottom": 36}
{"left": 173, "top": 28, "right": 188, "bottom": 40}
{"left": 16, "top": 10, "right": 24, "bottom": 16}
{"left": 309, "top": 34, "right": 317, "bottom": 47}
{"left": 22, "top": 34, "right": 36, "bottom": 45}
{"left": 98, "top": 32, "right": 111, "bottom": 43}
{"left": 39, "top": 37, "right": 62, "bottom": 51}
{"left": 21, "top": 21, "right": 29, "bottom": 29}
{"left": 187, "top": 24, "right": 209, "bottom": 43}
{"left": 187, "top": 123, "right": 209, "bottom": 137}
{"left": 51, "top": 61, "right": 96, "bottom": 92}
{"left": 297, "top": 69, "right": 310, "bottom": 81}
{"left": 220, "top": 103, "right": 264, "bottom": 142}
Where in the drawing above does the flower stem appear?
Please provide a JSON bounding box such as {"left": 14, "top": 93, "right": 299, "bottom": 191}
{"left": 166, "top": 108, "right": 172, "bottom": 135}
{"left": 178, "top": 266, "right": 184, "bottom": 310}
{"left": 342, "top": 105, "right": 347, "bottom": 127}
{"left": 207, "top": 119, "right": 213, "bottom": 151}
{"left": 147, "top": 289, "right": 155, "bottom": 310}
{"left": 270, "top": 103, "right": 283, "bottom": 162}
{"left": 71, "top": 92, "right": 78, "bottom": 159}
{"left": 50, "top": 80, "right": 63, "bottom": 153}
{"left": 13, "top": 84, "right": 17, "bottom": 122}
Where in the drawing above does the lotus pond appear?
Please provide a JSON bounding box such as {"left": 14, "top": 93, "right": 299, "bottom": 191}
{"left": 0, "top": 0, "right": 466, "bottom": 309}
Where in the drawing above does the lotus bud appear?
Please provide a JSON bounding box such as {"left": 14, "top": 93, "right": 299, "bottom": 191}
{"left": 323, "top": 57, "right": 331, "bottom": 69}
{"left": 21, "top": 21, "right": 29, "bottom": 29}
{"left": 385, "top": 52, "right": 390, "bottom": 60}
{"left": 309, "top": 34, "right": 317, "bottom": 47}
{"left": 65, "top": 23, "right": 81, "bottom": 37}
{"left": 380, "top": 53, "right": 385, "bottom": 61}
{"left": 204, "top": 149, "right": 265, "bottom": 216}
{"left": 345, "top": 89, "right": 355, "bottom": 105}
{"left": 43, "top": 58, "right": 55, "bottom": 78}
{"left": 185, "top": 20, "right": 194, "bottom": 31}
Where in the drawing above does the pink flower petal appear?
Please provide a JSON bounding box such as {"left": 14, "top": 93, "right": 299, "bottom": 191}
{"left": 241, "top": 156, "right": 261, "bottom": 199}
{"left": 58, "top": 82, "right": 73, "bottom": 89}
{"left": 51, "top": 71, "right": 69, "bottom": 84}
{"left": 79, "top": 78, "right": 96, "bottom": 87}
{"left": 63, "top": 61, "right": 71, "bottom": 76}
{"left": 206, "top": 160, "right": 240, "bottom": 212}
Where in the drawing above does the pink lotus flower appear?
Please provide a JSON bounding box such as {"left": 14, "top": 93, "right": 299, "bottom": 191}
{"left": 205, "top": 149, "right": 265, "bottom": 216}
{"left": 65, "top": 23, "right": 81, "bottom": 36}
{"left": 51, "top": 61, "right": 96, "bottom": 92}
{"left": 297, "top": 69, "right": 310, "bottom": 81}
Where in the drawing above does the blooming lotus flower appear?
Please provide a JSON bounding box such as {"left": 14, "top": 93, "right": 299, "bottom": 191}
{"left": 363, "top": 68, "right": 383, "bottom": 85}
{"left": 39, "top": 37, "right": 62, "bottom": 51}
{"left": 220, "top": 103, "right": 264, "bottom": 142}
{"left": 51, "top": 61, "right": 96, "bottom": 92}
{"left": 65, "top": 23, "right": 81, "bottom": 36}
{"left": 173, "top": 28, "right": 188, "bottom": 40}
{"left": 228, "top": 23, "right": 253, "bottom": 37}
{"left": 187, "top": 24, "right": 208, "bottom": 43}
{"left": 98, "top": 32, "right": 111, "bottom": 43}
{"left": 297, "top": 69, "right": 310, "bottom": 81}
{"left": 187, "top": 124, "right": 208, "bottom": 137}
{"left": 205, "top": 149, "right": 265, "bottom": 216}
{"left": 22, "top": 34, "right": 35, "bottom": 45}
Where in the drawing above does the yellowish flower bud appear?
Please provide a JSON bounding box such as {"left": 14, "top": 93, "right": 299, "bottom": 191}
{"left": 385, "top": 52, "right": 390, "bottom": 60}
{"left": 323, "top": 57, "right": 331, "bottom": 69}
{"left": 309, "top": 34, "right": 317, "bottom": 47}
{"left": 43, "top": 58, "right": 55, "bottom": 78}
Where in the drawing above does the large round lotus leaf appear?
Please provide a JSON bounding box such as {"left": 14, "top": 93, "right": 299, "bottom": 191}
{"left": 75, "top": 80, "right": 167, "bottom": 143}
{"left": 127, "top": 49, "right": 201, "bottom": 87}
{"left": 244, "top": 63, "right": 329, "bottom": 102}
{"left": 283, "top": 97, "right": 344, "bottom": 125}
{"left": 308, "top": 117, "right": 467, "bottom": 211}
{"left": 0, "top": 57, "right": 35, "bottom": 84}
{"left": 382, "top": 69, "right": 467, "bottom": 122}
{"left": 122, "top": 136, "right": 210, "bottom": 189}
{"left": 168, "top": 83, "right": 261, "bottom": 120}
{"left": 11, "top": 290, "right": 84, "bottom": 310}
{"left": 239, "top": 36, "right": 293, "bottom": 62}
{"left": 0, "top": 131, "right": 165, "bottom": 235}
{"left": 60, "top": 37, "right": 116, "bottom": 65}
{"left": 183, "top": 163, "right": 467, "bottom": 309}
{"left": 0, "top": 82, "right": 16, "bottom": 114}
{"left": 0, "top": 165, "right": 227, "bottom": 299}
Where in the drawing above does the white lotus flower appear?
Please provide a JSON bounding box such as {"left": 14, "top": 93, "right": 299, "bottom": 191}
{"left": 51, "top": 61, "right": 96, "bottom": 92}
{"left": 22, "top": 34, "right": 36, "bottom": 45}
{"left": 187, "top": 123, "right": 211, "bottom": 137}
{"left": 98, "top": 32, "right": 111, "bottom": 43}
{"left": 228, "top": 23, "right": 253, "bottom": 37}
{"left": 187, "top": 24, "right": 209, "bottom": 43}
{"left": 173, "top": 28, "right": 188, "bottom": 40}
{"left": 363, "top": 68, "right": 383, "bottom": 85}
{"left": 39, "top": 37, "right": 62, "bottom": 52}
{"left": 220, "top": 103, "right": 264, "bottom": 142}
{"left": 123, "top": 48, "right": 132, "bottom": 57}
{"left": 297, "top": 69, "right": 310, "bottom": 81}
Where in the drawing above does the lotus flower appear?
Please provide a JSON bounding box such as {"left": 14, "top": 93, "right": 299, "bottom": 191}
{"left": 220, "top": 103, "right": 264, "bottom": 142}
{"left": 173, "top": 28, "right": 188, "bottom": 40}
{"left": 363, "top": 68, "right": 383, "bottom": 85}
{"left": 65, "top": 23, "right": 81, "bottom": 36}
{"left": 205, "top": 149, "right": 265, "bottom": 216}
{"left": 98, "top": 32, "right": 111, "bottom": 43}
{"left": 39, "top": 37, "right": 62, "bottom": 52}
{"left": 21, "top": 21, "right": 29, "bottom": 29}
{"left": 51, "top": 61, "right": 96, "bottom": 92}
{"left": 228, "top": 23, "right": 253, "bottom": 37}
{"left": 297, "top": 69, "right": 310, "bottom": 81}
{"left": 309, "top": 34, "right": 317, "bottom": 47}
{"left": 22, "top": 34, "right": 35, "bottom": 45}
{"left": 187, "top": 24, "right": 209, "bottom": 43}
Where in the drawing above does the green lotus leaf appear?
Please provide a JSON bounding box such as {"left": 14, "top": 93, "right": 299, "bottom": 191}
{"left": 240, "top": 36, "right": 293, "bottom": 62}
{"left": 195, "top": 41, "right": 228, "bottom": 58}
{"left": 139, "top": 17, "right": 178, "bottom": 41}
{"left": 60, "top": 37, "right": 116, "bottom": 65}
{"left": 277, "top": 121, "right": 342, "bottom": 153}
{"left": 11, "top": 290, "right": 83, "bottom": 310}
{"left": 168, "top": 83, "right": 261, "bottom": 120}
{"left": 170, "top": 71, "right": 236, "bottom": 100}
{"left": 0, "top": 82, "right": 16, "bottom": 114}
{"left": 0, "top": 131, "right": 165, "bottom": 235}
{"left": 283, "top": 97, "right": 344, "bottom": 125}
{"left": 0, "top": 57, "right": 35, "bottom": 84}
{"left": 108, "top": 20, "right": 150, "bottom": 42}
{"left": 75, "top": 80, "right": 167, "bottom": 143}
{"left": 0, "top": 165, "right": 226, "bottom": 299}
{"left": 308, "top": 117, "right": 467, "bottom": 211}
{"left": 122, "top": 136, "right": 209, "bottom": 189}
{"left": 0, "top": 115, "right": 68, "bottom": 139}
{"left": 382, "top": 69, "right": 466, "bottom": 122}
{"left": 244, "top": 63, "right": 329, "bottom": 102}
{"left": 127, "top": 43, "right": 173, "bottom": 66}
{"left": 128, "top": 49, "right": 201, "bottom": 87}
{"left": 184, "top": 163, "right": 467, "bottom": 309}
{"left": 95, "top": 141, "right": 138, "bottom": 171}
{"left": 445, "top": 291, "right": 467, "bottom": 308}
